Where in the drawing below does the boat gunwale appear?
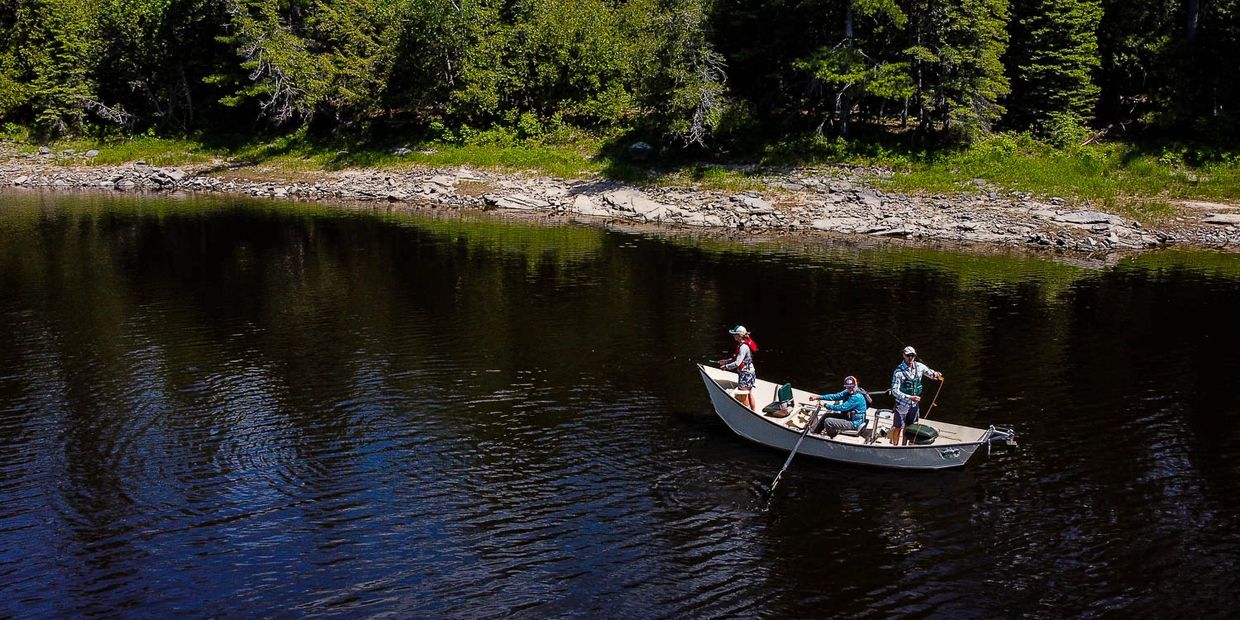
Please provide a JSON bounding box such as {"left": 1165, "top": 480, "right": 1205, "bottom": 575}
{"left": 697, "top": 363, "right": 990, "bottom": 451}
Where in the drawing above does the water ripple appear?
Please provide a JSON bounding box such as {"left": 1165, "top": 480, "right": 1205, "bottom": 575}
{"left": 2, "top": 196, "right": 1240, "bottom": 617}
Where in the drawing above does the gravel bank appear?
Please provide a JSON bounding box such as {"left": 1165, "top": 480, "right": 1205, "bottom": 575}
{"left": 4, "top": 149, "right": 1238, "bottom": 254}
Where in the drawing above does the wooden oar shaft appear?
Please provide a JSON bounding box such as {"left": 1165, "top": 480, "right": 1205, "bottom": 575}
{"left": 767, "top": 407, "right": 820, "bottom": 498}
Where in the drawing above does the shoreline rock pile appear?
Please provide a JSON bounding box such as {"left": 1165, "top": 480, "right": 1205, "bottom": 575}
{"left": 3, "top": 152, "right": 1238, "bottom": 254}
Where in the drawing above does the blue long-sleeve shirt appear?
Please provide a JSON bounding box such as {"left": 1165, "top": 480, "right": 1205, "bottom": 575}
{"left": 816, "top": 389, "right": 868, "bottom": 429}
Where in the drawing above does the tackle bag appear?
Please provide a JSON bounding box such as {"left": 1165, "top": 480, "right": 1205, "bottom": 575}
{"left": 904, "top": 423, "right": 938, "bottom": 445}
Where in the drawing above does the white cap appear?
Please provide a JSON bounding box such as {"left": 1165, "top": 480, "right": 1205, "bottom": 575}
{"left": 729, "top": 325, "right": 748, "bottom": 336}
{"left": 903, "top": 346, "right": 917, "bottom": 356}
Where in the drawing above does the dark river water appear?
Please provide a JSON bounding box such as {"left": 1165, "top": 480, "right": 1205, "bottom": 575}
{"left": 1, "top": 191, "right": 1238, "bottom": 618}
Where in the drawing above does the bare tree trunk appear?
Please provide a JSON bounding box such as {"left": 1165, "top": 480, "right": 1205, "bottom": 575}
{"left": 180, "top": 64, "right": 194, "bottom": 128}
{"left": 1186, "top": 0, "right": 1201, "bottom": 42}
{"left": 839, "top": 3, "right": 854, "bottom": 137}
{"left": 914, "top": 19, "right": 924, "bottom": 132}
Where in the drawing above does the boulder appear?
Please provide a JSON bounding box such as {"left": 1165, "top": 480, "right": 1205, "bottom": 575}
{"left": 810, "top": 217, "right": 866, "bottom": 231}
{"left": 641, "top": 204, "right": 689, "bottom": 222}
{"left": 856, "top": 189, "right": 882, "bottom": 210}
{"left": 571, "top": 194, "right": 612, "bottom": 217}
{"left": 627, "top": 141, "right": 655, "bottom": 161}
{"left": 678, "top": 212, "right": 724, "bottom": 227}
{"left": 604, "top": 189, "right": 668, "bottom": 217}
{"left": 1052, "top": 210, "right": 1125, "bottom": 226}
{"left": 734, "top": 195, "right": 775, "bottom": 213}
{"left": 427, "top": 175, "right": 455, "bottom": 189}
{"left": 486, "top": 193, "right": 550, "bottom": 210}
{"left": 1203, "top": 214, "right": 1240, "bottom": 226}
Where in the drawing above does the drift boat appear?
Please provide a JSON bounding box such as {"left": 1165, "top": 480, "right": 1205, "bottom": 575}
{"left": 698, "top": 364, "right": 1015, "bottom": 470}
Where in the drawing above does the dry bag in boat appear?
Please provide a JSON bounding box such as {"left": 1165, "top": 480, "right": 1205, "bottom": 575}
{"left": 904, "top": 423, "right": 938, "bottom": 445}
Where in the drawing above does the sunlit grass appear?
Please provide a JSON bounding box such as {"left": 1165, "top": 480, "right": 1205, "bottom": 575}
{"left": 221, "top": 133, "right": 606, "bottom": 178}
{"left": 401, "top": 144, "right": 603, "bottom": 178}
{"left": 875, "top": 137, "right": 1240, "bottom": 216}
{"left": 34, "top": 137, "right": 221, "bottom": 166}
{"left": 7, "top": 131, "right": 1240, "bottom": 211}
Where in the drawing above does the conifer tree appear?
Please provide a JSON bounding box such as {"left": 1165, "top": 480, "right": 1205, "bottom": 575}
{"left": 640, "top": 0, "right": 729, "bottom": 145}
{"left": 794, "top": 0, "right": 913, "bottom": 136}
{"left": 9, "top": 0, "right": 103, "bottom": 136}
{"left": 1006, "top": 0, "right": 1103, "bottom": 142}
{"left": 906, "top": 0, "right": 1010, "bottom": 141}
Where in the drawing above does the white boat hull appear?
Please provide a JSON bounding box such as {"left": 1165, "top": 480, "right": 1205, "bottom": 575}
{"left": 698, "top": 364, "right": 997, "bottom": 470}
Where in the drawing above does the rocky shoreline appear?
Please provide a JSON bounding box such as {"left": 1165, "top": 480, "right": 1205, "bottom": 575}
{"left": 4, "top": 147, "right": 1239, "bottom": 254}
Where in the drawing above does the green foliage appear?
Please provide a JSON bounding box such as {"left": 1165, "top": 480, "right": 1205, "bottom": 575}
{"left": 907, "top": 0, "right": 1010, "bottom": 142}
{"left": 0, "top": 0, "right": 1235, "bottom": 159}
{"left": 0, "top": 52, "right": 30, "bottom": 119}
{"left": 628, "top": 0, "right": 729, "bottom": 146}
{"left": 877, "top": 133, "right": 1240, "bottom": 214}
{"left": 216, "top": 0, "right": 326, "bottom": 124}
{"left": 517, "top": 0, "right": 638, "bottom": 125}
{"left": 50, "top": 135, "right": 218, "bottom": 165}
{"left": 791, "top": 1, "right": 913, "bottom": 135}
{"left": 1039, "top": 111, "right": 1089, "bottom": 147}
{"left": 1007, "top": 0, "right": 1102, "bottom": 135}
{"left": 307, "top": 0, "right": 402, "bottom": 124}
{"left": 795, "top": 49, "right": 914, "bottom": 103}
{"left": 13, "top": 0, "right": 103, "bottom": 136}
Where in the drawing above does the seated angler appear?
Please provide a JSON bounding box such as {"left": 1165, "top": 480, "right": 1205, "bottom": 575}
{"left": 808, "top": 375, "right": 868, "bottom": 437}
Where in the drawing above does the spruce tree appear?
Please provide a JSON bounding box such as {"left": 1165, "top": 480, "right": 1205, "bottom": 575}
{"left": 906, "top": 0, "right": 1010, "bottom": 142}
{"left": 1006, "top": 0, "right": 1103, "bottom": 143}
{"left": 793, "top": 0, "right": 913, "bottom": 137}
{"left": 10, "top": 0, "right": 103, "bottom": 136}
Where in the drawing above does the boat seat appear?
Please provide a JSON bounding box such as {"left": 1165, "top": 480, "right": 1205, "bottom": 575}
{"left": 762, "top": 383, "right": 795, "bottom": 416}
{"left": 865, "top": 409, "right": 894, "bottom": 444}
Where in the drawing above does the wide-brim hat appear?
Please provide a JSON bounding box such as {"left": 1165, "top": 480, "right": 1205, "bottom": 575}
{"left": 728, "top": 325, "right": 748, "bottom": 336}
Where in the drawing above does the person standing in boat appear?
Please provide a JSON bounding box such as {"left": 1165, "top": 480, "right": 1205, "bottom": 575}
{"left": 890, "top": 346, "right": 943, "bottom": 446}
{"left": 808, "top": 375, "right": 868, "bottom": 437}
{"left": 718, "top": 325, "right": 758, "bottom": 412}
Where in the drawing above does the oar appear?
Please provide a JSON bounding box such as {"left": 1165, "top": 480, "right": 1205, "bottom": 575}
{"left": 922, "top": 376, "right": 945, "bottom": 420}
{"left": 764, "top": 404, "right": 821, "bottom": 504}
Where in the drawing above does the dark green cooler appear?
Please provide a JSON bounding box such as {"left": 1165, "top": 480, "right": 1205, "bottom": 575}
{"left": 904, "top": 423, "right": 938, "bottom": 445}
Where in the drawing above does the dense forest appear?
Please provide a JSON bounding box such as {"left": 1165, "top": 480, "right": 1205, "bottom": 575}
{"left": 0, "top": 0, "right": 1236, "bottom": 153}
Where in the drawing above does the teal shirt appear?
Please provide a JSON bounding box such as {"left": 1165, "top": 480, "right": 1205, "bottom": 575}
{"left": 817, "top": 389, "right": 868, "bottom": 429}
